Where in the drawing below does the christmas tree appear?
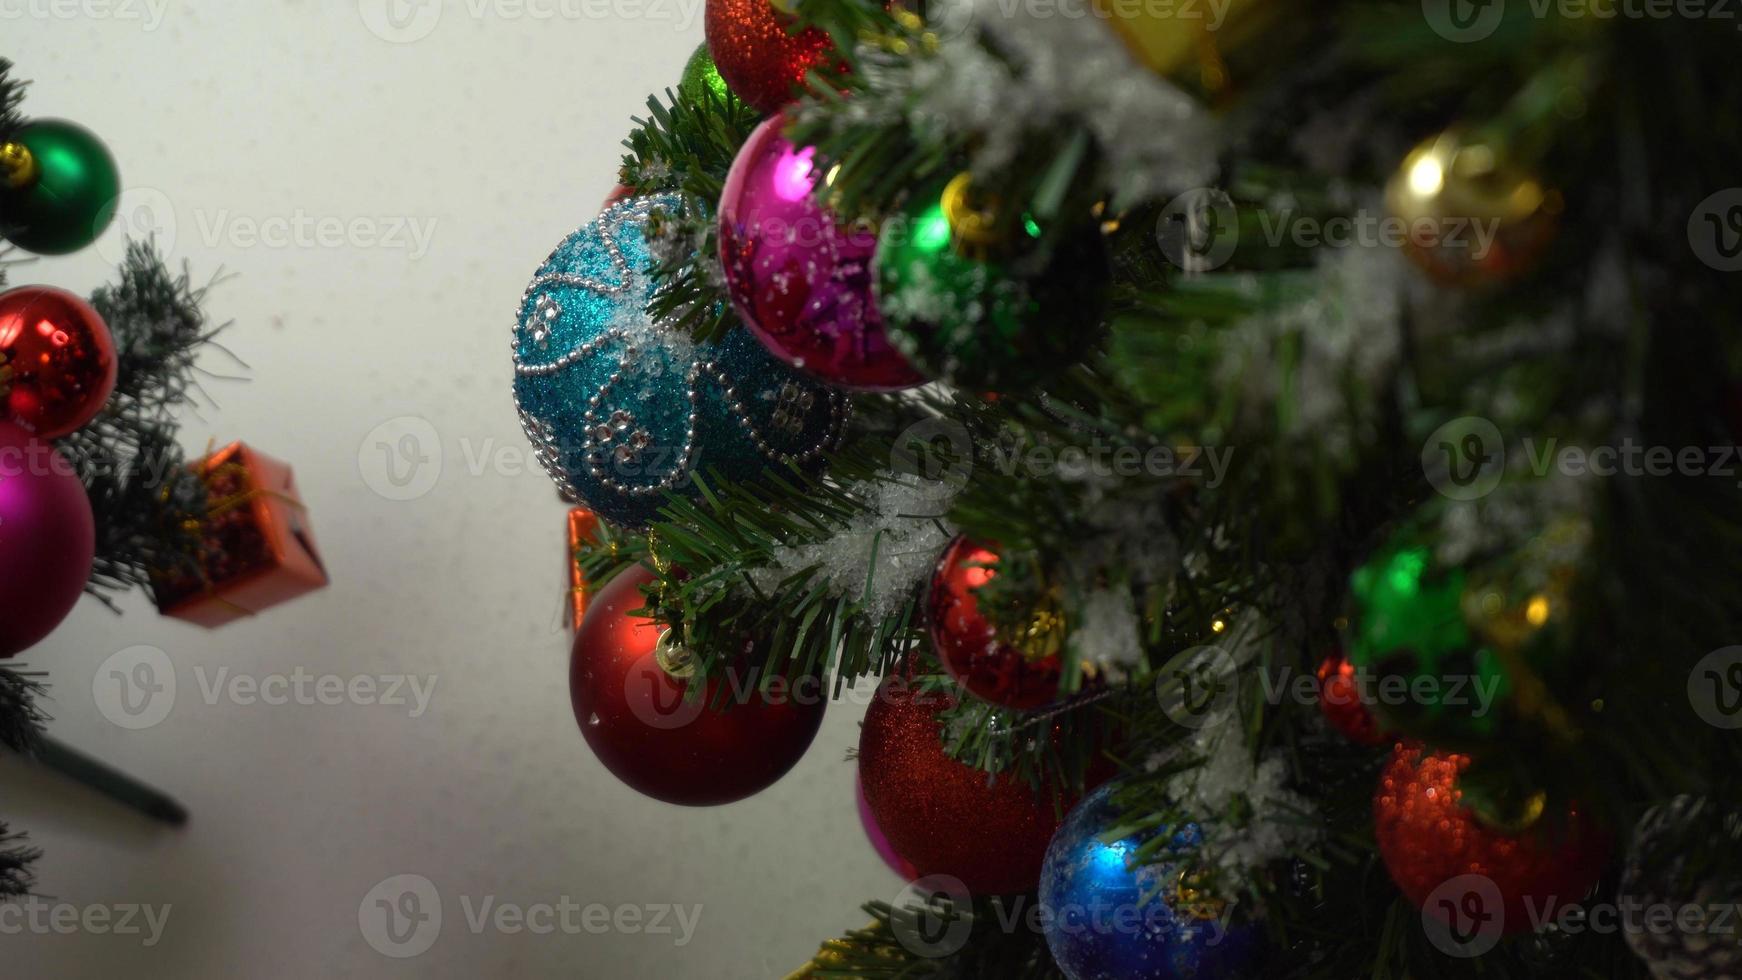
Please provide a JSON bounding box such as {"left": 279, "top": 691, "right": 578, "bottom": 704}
{"left": 523, "top": 4, "right": 1742, "bottom": 977}
{"left": 0, "top": 58, "right": 321, "bottom": 894}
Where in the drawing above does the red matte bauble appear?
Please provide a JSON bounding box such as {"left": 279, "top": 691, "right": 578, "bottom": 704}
{"left": 928, "top": 536, "right": 1064, "bottom": 710}
{"left": 1374, "top": 745, "right": 1610, "bottom": 934}
{"left": 858, "top": 674, "right": 1105, "bottom": 894}
{"left": 570, "top": 564, "right": 826, "bottom": 806}
{"left": 600, "top": 184, "right": 636, "bottom": 212}
{"left": 1316, "top": 648, "right": 1386, "bottom": 745}
{"left": 705, "top": 0, "right": 836, "bottom": 114}
{"left": 0, "top": 286, "right": 117, "bottom": 439}
{"left": 0, "top": 421, "right": 94, "bottom": 657}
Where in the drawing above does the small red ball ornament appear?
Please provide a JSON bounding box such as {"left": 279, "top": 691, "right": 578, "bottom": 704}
{"left": 1374, "top": 745, "right": 1610, "bottom": 935}
{"left": 600, "top": 184, "right": 636, "bottom": 212}
{"left": 704, "top": 0, "right": 836, "bottom": 114}
{"left": 858, "top": 673, "right": 1106, "bottom": 894}
{"left": 570, "top": 564, "right": 826, "bottom": 806}
{"left": 0, "top": 285, "right": 117, "bottom": 439}
{"left": 0, "top": 421, "right": 94, "bottom": 658}
{"left": 928, "top": 536, "right": 1067, "bottom": 710}
{"left": 1315, "top": 648, "right": 1386, "bottom": 745}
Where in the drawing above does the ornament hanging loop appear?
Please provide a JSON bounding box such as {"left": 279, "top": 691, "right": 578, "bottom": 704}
{"left": 654, "top": 628, "right": 696, "bottom": 680}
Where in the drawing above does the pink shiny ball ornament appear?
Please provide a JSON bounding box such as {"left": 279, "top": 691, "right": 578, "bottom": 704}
{"left": 0, "top": 421, "right": 94, "bottom": 658}
{"left": 718, "top": 116, "right": 923, "bottom": 391}
{"left": 856, "top": 769, "right": 917, "bottom": 880}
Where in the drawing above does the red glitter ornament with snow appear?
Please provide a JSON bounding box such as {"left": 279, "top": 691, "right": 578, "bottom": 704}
{"left": 857, "top": 672, "right": 1108, "bottom": 894}
{"left": 1373, "top": 745, "right": 1610, "bottom": 935}
{"left": 704, "top": 0, "right": 836, "bottom": 114}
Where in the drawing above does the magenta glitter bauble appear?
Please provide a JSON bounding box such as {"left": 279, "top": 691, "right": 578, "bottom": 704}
{"left": 856, "top": 769, "right": 917, "bottom": 880}
{"left": 0, "top": 421, "right": 94, "bottom": 658}
{"left": 718, "top": 116, "right": 923, "bottom": 391}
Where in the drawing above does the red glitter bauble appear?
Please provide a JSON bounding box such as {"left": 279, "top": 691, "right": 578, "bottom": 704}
{"left": 858, "top": 673, "right": 1106, "bottom": 894}
{"left": 1315, "top": 647, "right": 1386, "bottom": 746}
{"left": 0, "top": 285, "right": 117, "bottom": 439}
{"left": 928, "top": 536, "right": 1065, "bottom": 710}
{"left": 570, "top": 564, "right": 826, "bottom": 806}
{"left": 705, "top": 0, "right": 836, "bottom": 113}
{"left": 1373, "top": 746, "right": 1610, "bottom": 935}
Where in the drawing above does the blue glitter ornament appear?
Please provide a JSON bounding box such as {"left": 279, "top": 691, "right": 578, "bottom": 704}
{"left": 512, "top": 195, "right": 848, "bottom": 527}
{"left": 1040, "top": 782, "right": 1262, "bottom": 980}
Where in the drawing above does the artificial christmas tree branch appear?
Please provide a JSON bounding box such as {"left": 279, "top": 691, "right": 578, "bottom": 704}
{"left": 553, "top": 1, "right": 1742, "bottom": 973}
{"left": 68, "top": 240, "right": 235, "bottom": 607}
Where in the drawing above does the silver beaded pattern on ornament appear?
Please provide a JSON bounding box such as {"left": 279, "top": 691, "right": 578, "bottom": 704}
{"left": 511, "top": 197, "right": 849, "bottom": 504}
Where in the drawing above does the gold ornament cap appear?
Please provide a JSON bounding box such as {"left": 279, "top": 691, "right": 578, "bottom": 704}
{"left": 0, "top": 140, "right": 38, "bottom": 190}
{"left": 1385, "top": 130, "right": 1560, "bottom": 286}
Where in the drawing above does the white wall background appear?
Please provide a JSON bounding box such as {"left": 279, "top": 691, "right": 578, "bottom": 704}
{"left": 3, "top": 3, "right": 896, "bottom": 975}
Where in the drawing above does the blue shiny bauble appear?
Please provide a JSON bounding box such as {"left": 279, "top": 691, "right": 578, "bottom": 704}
{"left": 512, "top": 195, "right": 847, "bottom": 527}
{"left": 1040, "top": 782, "right": 1262, "bottom": 980}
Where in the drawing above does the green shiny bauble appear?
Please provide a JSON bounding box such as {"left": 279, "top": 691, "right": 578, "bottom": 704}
{"left": 679, "top": 43, "right": 731, "bottom": 104}
{"left": 0, "top": 119, "right": 120, "bottom": 255}
{"left": 873, "top": 173, "right": 1109, "bottom": 391}
{"left": 1348, "top": 538, "right": 1509, "bottom": 740}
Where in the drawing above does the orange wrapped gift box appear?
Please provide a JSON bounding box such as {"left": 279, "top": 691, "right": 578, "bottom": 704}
{"left": 151, "top": 442, "right": 327, "bottom": 628}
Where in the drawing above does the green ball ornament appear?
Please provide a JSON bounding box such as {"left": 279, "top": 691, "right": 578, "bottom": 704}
{"left": 1348, "top": 539, "right": 1509, "bottom": 740}
{"left": 679, "top": 43, "right": 730, "bottom": 104}
{"left": 873, "top": 172, "right": 1109, "bottom": 391}
{"left": 0, "top": 119, "right": 121, "bottom": 255}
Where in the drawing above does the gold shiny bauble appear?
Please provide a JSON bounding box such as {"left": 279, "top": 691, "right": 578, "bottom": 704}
{"left": 1468, "top": 787, "right": 1550, "bottom": 836}
{"left": 1091, "top": 0, "right": 1268, "bottom": 90}
{"left": 1385, "top": 131, "right": 1561, "bottom": 286}
{"left": 1170, "top": 867, "right": 1230, "bottom": 922}
{"left": 939, "top": 171, "right": 1006, "bottom": 253}
{"left": 1460, "top": 519, "right": 1587, "bottom": 653}
{"left": 0, "top": 141, "right": 38, "bottom": 190}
